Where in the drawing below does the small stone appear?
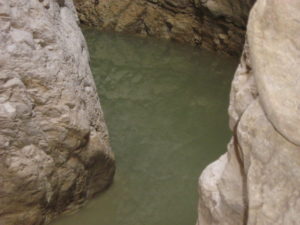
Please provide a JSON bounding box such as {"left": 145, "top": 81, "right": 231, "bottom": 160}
{"left": 218, "top": 33, "right": 228, "bottom": 40}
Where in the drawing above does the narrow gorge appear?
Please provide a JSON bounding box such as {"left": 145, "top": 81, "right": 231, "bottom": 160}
{"left": 0, "top": 0, "right": 299, "bottom": 225}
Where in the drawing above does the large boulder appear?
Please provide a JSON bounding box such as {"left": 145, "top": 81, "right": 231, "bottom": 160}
{"left": 197, "top": 0, "right": 300, "bottom": 224}
{"left": 74, "top": 0, "right": 255, "bottom": 56}
{"left": 0, "top": 0, "right": 115, "bottom": 224}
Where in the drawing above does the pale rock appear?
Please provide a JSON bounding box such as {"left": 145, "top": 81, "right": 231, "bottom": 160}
{"left": 197, "top": 0, "right": 300, "bottom": 224}
{"left": 0, "top": 1, "right": 115, "bottom": 225}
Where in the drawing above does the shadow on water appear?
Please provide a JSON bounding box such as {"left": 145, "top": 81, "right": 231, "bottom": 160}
{"left": 52, "top": 27, "right": 238, "bottom": 225}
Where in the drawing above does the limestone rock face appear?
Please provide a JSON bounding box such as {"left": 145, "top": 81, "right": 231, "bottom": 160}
{"left": 197, "top": 0, "right": 300, "bottom": 224}
{"left": 74, "top": 0, "right": 255, "bottom": 56}
{"left": 0, "top": 0, "right": 115, "bottom": 224}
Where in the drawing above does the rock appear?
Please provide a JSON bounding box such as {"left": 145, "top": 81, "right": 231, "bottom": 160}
{"left": 197, "top": 0, "right": 255, "bottom": 27}
{"left": 197, "top": 0, "right": 300, "bottom": 224}
{"left": 73, "top": 0, "right": 255, "bottom": 56}
{"left": 0, "top": 0, "right": 115, "bottom": 224}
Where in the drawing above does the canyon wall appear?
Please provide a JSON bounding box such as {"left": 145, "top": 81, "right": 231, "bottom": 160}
{"left": 197, "top": 0, "right": 300, "bottom": 224}
{"left": 74, "top": 0, "right": 255, "bottom": 56}
{"left": 0, "top": 0, "right": 115, "bottom": 224}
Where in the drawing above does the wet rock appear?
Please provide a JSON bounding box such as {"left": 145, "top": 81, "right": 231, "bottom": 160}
{"left": 0, "top": 0, "right": 115, "bottom": 224}
{"left": 73, "top": 0, "right": 255, "bottom": 56}
{"left": 197, "top": 0, "right": 300, "bottom": 224}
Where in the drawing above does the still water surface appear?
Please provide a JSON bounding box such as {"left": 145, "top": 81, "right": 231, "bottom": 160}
{"left": 52, "top": 27, "right": 238, "bottom": 225}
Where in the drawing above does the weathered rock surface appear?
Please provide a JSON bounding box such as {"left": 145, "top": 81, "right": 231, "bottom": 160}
{"left": 197, "top": 0, "right": 300, "bottom": 224}
{"left": 74, "top": 0, "right": 255, "bottom": 56}
{"left": 197, "top": 0, "right": 254, "bottom": 27}
{"left": 0, "top": 0, "right": 115, "bottom": 224}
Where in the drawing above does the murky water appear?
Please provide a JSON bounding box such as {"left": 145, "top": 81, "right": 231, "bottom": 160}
{"left": 52, "top": 27, "right": 238, "bottom": 225}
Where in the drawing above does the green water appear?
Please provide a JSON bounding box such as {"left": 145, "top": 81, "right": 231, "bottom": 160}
{"left": 52, "top": 28, "right": 238, "bottom": 225}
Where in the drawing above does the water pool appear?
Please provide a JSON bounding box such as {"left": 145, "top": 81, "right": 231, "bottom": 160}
{"left": 51, "top": 27, "right": 238, "bottom": 225}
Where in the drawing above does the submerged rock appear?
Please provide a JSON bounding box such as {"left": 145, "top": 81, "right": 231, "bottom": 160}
{"left": 73, "top": 0, "right": 255, "bottom": 56}
{"left": 197, "top": 0, "right": 300, "bottom": 224}
{"left": 0, "top": 0, "right": 115, "bottom": 224}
